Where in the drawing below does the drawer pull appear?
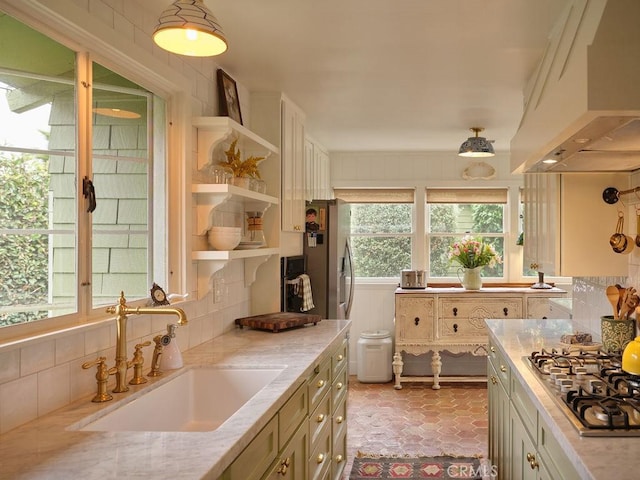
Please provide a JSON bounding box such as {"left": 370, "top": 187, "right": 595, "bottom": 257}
{"left": 503, "top": 307, "right": 508, "bottom": 316}
{"left": 336, "top": 381, "right": 343, "bottom": 390}
{"left": 500, "top": 365, "right": 507, "bottom": 373}
{"left": 453, "top": 307, "right": 458, "bottom": 316}
{"left": 490, "top": 376, "right": 497, "bottom": 385}
{"left": 276, "top": 457, "right": 291, "bottom": 475}
{"left": 453, "top": 323, "right": 458, "bottom": 333}
{"left": 335, "top": 454, "right": 344, "bottom": 463}
{"left": 314, "top": 365, "right": 320, "bottom": 374}
{"left": 414, "top": 317, "right": 420, "bottom": 326}
{"left": 316, "top": 413, "right": 325, "bottom": 423}
{"left": 337, "top": 354, "right": 344, "bottom": 361}
{"left": 316, "top": 453, "right": 325, "bottom": 464}
{"left": 526, "top": 452, "right": 539, "bottom": 470}
{"left": 490, "top": 346, "right": 496, "bottom": 353}
{"left": 335, "top": 415, "right": 344, "bottom": 424}
{"left": 317, "top": 379, "right": 325, "bottom": 388}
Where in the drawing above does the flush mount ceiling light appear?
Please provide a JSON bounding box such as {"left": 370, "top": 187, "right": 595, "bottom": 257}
{"left": 457, "top": 127, "right": 495, "bottom": 158}
{"left": 153, "top": 0, "right": 228, "bottom": 57}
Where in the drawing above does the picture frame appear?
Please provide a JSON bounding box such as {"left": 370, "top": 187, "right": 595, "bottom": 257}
{"left": 216, "top": 69, "right": 243, "bottom": 125}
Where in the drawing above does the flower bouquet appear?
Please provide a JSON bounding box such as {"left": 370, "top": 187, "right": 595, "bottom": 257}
{"left": 448, "top": 235, "right": 502, "bottom": 269}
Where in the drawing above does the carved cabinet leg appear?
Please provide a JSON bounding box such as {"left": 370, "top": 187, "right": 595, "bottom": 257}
{"left": 431, "top": 351, "right": 442, "bottom": 390}
{"left": 392, "top": 352, "right": 404, "bottom": 390}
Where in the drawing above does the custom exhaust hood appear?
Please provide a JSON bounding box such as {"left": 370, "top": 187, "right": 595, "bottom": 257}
{"left": 511, "top": 0, "right": 640, "bottom": 174}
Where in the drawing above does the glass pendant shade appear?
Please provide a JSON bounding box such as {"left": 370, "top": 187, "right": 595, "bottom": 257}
{"left": 458, "top": 127, "right": 495, "bottom": 157}
{"left": 153, "top": 0, "right": 228, "bottom": 57}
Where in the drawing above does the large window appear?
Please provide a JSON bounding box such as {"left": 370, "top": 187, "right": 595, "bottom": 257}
{"left": 336, "top": 189, "right": 414, "bottom": 278}
{"left": 0, "top": 13, "right": 164, "bottom": 328}
{"left": 427, "top": 188, "right": 507, "bottom": 279}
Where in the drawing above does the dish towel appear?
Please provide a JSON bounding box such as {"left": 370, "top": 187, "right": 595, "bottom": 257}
{"left": 297, "top": 274, "right": 315, "bottom": 312}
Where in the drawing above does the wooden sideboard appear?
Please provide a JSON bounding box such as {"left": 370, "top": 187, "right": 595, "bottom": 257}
{"left": 392, "top": 287, "right": 566, "bottom": 389}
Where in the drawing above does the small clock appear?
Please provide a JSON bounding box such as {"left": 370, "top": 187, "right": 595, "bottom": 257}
{"left": 150, "top": 283, "right": 170, "bottom": 306}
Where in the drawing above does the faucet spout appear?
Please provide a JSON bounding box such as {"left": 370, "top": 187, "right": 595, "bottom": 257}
{"left": 106, "top": 291, "right": 188, "bottom": 393}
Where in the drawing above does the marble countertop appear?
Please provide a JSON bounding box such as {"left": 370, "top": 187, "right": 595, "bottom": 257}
{"left": 0, "top": 320, "right": 351, "bottom": 479}
{"left": 486, "top": 318, "right": 638, "bottom": 480}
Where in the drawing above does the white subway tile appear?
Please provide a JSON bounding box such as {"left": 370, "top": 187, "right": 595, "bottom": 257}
{"left": 0, "top": 374, "right": 38, "bottom": 434}
{"left": 21, "top": 341, "right": 55, "bottom": 377}
{"left": 38, "top": 364, "right": 71, "bottom": 417}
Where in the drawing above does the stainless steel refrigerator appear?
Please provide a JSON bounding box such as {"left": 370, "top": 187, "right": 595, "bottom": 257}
{"left": 303, "top": 199, "right": 354, "bottom": 319}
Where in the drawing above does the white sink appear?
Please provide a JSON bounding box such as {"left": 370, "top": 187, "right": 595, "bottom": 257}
{"left": 75, "top": 366, "right": 285, "bottom": 432}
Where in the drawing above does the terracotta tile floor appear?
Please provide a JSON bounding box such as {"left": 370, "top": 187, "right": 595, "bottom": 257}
{"left": 343, "top": 377, "right": 488, "bottom": 478}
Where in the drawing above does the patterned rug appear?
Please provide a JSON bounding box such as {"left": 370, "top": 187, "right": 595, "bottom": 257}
{"left": 349, "top": 454, "right": 485, "bottom": 479}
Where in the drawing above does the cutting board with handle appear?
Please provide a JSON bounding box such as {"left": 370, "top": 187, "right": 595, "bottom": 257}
{"left": 235, "top": 312, "right": 322, "bottom": 332}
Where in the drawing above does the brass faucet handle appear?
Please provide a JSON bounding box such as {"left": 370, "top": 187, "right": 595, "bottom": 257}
{"left": 129, "top": 341, "right": 152, "bottom": 385}
{"left": 82, "top": 356, "right": 115, "bottom": 403}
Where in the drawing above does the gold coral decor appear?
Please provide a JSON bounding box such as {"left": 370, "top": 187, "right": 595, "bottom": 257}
{"left": 218, "top": 139, "right": 264, "bottom": 186}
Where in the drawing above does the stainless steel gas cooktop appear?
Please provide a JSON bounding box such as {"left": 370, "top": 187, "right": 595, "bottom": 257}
{"left": 525, "top": 348, "right": 640, "bottom": 437}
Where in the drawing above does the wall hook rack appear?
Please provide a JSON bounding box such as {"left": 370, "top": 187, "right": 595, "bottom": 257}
{"left": 602, "top": 186, "right": 640, "bottom": 204}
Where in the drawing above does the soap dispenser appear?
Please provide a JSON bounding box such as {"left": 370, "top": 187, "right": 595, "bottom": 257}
{"left": 160, "top": 323, "right": 183, "bottom": 370}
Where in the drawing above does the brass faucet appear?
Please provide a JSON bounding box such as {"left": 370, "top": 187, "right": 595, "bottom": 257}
{"left": 105, "top": 291, "right": 188, "bottom": 393}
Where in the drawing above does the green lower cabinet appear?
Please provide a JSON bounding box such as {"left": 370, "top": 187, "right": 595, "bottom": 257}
{"left": 264, "top": 421, "right": 309, "bottom": 480}
{"left": 487, "top": 359, "right": 509, "bottom": 478}
{"left": 509, "top": 403, "right": 538, "bottom": 480}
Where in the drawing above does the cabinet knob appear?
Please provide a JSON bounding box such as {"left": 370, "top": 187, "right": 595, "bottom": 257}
{"left": 317, "top": 379, "right": 325, "bottom": 388}
{"left": 336, "top": 381, "right": 343, "bottom": 390}
{"left": 414, "top": 317, "right": 420, "bottom": 326}
{"left": 530, "top": 263, "right": 539, "bottom": 270}
{"left": 276, "top": 457, "right": 291, "bottom": 475}
{"left": 490, "top": 346, "right": 496, "bottom": 353}
{"left": 335, "top": 454, "right": 344, "bottom": 463}
{"left": 316, "top": 413, "right": 325, "bottom": 423}
{"left": 316, "top": 453, "right": 325, "bottom": 464}
{"left": 294, "top": 225, "right": 302, "bottom": 231}
{"left": 453, "top": 307, "right": 458, "bottom": 316}
{"left": 526, "top": 452, "right": 539, "bottom": 470}
{"left": 335, "top": 415, "right": 344, "bottom": 424}
{"left": 490, "top": 375, "right": 498, "bottom": 385}
{"left": 503, "top": 307, "right": 508, "bottom": 316}
{"left": 337, "top": 354, "right": 344, "bottom": 361}
{"left": 500, "top": 365, "right": 507, "bottom": 373}
{"left": 453, "top": 323, "right": 458, "bottom": 333}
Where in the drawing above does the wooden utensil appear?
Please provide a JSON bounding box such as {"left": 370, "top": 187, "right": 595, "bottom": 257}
{"left": 606, "top": 285, "right": 620, "bottom": 319}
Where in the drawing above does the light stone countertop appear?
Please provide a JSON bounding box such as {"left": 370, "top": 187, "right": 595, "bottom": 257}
{"left": 395, "top": 286, "right": 567, "bottom": 294}
{"left": 0, "top": 319, "right": 351, "bottom": 480}
{"left": 486, "top": 318, "right": 639, "bottom": 480}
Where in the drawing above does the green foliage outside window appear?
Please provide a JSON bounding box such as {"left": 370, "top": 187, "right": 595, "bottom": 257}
{"left": 0, "top": 152, "right": 50, "bottom": 325}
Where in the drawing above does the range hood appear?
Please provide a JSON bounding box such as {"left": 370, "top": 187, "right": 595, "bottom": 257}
{"left": 511, "top": 0, "right": 640, "bottom": 174}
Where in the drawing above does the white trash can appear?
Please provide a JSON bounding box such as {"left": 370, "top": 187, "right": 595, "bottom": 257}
{"left": 357, "top": 330, "right": 393, "bottom": 383}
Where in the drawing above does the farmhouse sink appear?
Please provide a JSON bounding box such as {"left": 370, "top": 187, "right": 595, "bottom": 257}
{"left": 74, "top": 366, "right": 285, "bottom": 432}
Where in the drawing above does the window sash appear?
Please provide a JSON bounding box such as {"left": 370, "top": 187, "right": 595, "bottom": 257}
{"left": 426, "top": 188, "right": 508, "bottom": 204}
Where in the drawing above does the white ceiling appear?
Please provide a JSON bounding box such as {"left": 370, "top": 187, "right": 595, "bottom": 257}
{"left": 177, "top": 0, "right": 569, "bottom": 153}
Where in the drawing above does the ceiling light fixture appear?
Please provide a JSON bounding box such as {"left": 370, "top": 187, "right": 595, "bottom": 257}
{"left": 458, "top": 127, "right": 495, "bottom": 158}
{"left": 153, "top": 0, "right": 228, "bottom": 57}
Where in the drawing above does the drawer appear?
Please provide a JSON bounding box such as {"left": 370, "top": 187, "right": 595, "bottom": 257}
{"left": 278, "top": 382, "right": 308, "bottom": 450}
{"left": 488, "top": 337, "right": 510, "bottom": 388}
{"left": 510, "top": 373, "right": 537, "bottom": 440}
{"left": 220, "top": 414, "right": 278, "bottom": 480}
{"left": 395, "top": 295, "right": 435, "bottom": 342}
{"left": 308, "top": 356, "right": 332, "bottom": 413}
{"left": 437, "top": 317, "right": 488, "bottom": 340}
{"left": 331, "top": 423, "right": 348, "bottom": 480}
{"left": 331, "top": 363, "right": 348, "bottom": 413}
{"left": 332, "top": 390, "right": 347, "bottom": 442}
{"left": 308, "top": 419, "right": 332, "bottom": 480}
{"left": 537, "top": 414, "right": 582, "bottom": 480}
{"left": 309, "top": 389, "right": 331, "bottom": 449}
{"left": 439, "top": 297, "right": 523, "bottom": 320}
{"left": 331, "top": 337, "right": 348, "bottom": 380}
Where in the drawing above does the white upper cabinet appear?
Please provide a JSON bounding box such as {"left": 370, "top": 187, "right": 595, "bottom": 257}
{"left": 305, "top": 136, "right": 331, "bottom": 201}
{"left": 251, "top": 93, "right": 306, "bottom": 233}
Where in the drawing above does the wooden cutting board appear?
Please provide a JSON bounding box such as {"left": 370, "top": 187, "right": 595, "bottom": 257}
{"left": 235, "top": 312, "right": 322, "bottom": 332}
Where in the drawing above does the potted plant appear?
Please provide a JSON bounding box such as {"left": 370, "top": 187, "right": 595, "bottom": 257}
{"left": 218, "top": 138, "right": 264, "bottom": 188}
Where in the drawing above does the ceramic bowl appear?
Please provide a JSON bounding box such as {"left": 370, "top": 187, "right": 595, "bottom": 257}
{"left": 622, "top": 336, "right": 640, "bottom": 375}
{"left": 207, "top": 227, "right": 241, "bottom": 250}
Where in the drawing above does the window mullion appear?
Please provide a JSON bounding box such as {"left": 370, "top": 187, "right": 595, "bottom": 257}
{"left": 76, "top": 52, "right": 93, "bottom": 316}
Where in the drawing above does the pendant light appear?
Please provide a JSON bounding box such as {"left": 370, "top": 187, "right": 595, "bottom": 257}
{"left": 457, "top": 127, "right": 495, "bottom": 157}
{"left": 153, "top": 0, "right": 228, "bottom": 57}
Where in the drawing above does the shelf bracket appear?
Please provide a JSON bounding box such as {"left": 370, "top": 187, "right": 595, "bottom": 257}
{"left": 197, "top": 261, "right": 227, "bottom": 300}
{"left": 244, "top": 255, "right": 270, "bottom": 287}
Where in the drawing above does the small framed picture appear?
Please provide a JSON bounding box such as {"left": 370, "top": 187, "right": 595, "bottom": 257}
{"left": 216, "top": 69, "right": 243, "bottom": 125}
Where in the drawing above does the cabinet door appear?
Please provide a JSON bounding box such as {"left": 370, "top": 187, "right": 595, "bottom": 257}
{"left": 264, "top": 421, "right": 309, "bottom": 480}
{"left": 281, "top": 99, "right": 305, "bottom": 232}
{"left": 509, "top": 403, "right": 538, "bottom": 480}
{"left": 395, "top": 296, "right": 434, "bottom": 343}
{"left": 220, "top": 415, "right": 278, "bottom": 480}
{"left": 488, "top": 360, "right": 510, "bottom": 480}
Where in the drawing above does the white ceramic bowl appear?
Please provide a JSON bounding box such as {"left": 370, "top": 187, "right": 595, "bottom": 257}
{"left": 208, "top": 227, "right": 241, "bottom": 250}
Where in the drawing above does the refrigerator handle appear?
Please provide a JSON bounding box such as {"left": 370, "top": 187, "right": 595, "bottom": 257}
{"left": 345, "top": 240, "right": 355, "bottom": 319}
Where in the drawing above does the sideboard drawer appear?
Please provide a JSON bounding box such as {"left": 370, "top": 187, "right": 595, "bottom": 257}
{"left": 439, "top": 298, "right": 523, "bottom": 321}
